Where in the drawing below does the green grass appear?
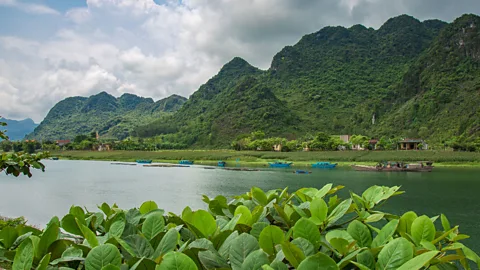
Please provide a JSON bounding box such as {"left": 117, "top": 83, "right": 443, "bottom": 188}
{"left": 49, "top": 150, "right": 480, "bottom": 167}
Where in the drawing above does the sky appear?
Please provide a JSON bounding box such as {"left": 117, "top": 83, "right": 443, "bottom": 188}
{"left": 0, "top": 0, "right": 479, "bottom": 122}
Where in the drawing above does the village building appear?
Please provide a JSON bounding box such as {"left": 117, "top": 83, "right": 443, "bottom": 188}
{"left": 369, "top": 139, "right": 378, "bottom": 150}
{"left": 55, "top": 140, "right": 71, "bottom": 146}
{"left": 398, "top": 138, "right": 428, "bottom": 150}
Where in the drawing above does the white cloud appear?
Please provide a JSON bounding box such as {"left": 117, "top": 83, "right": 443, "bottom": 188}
{"left": 0, "top": 0, "right": 479, "bottom": 122}
{"left": 0, "top": 0, "right": 60, "bottom": 15}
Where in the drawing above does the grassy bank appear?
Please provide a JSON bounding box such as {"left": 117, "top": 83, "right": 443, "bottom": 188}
{"left": 49, "top": 150, "right": 480, "bottom": 167}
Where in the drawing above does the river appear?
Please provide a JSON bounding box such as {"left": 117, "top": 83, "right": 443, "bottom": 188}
{"left": 1, "top": 160, "right": 479, "bottom": 251}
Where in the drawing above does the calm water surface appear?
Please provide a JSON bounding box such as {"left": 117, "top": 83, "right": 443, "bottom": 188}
{"left": 1, "top": 160, "right": 479, "bottom": 251}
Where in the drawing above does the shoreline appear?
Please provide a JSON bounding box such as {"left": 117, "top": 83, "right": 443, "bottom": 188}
{"left": 48, "top": 150, "right": 480, "bottom": 168}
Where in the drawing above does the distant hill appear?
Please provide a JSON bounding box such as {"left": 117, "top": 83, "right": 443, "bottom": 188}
{"left": 27, "top": 92, "right": 187, "bottom": 140}
{"left": 0, "top": 118, "right": 38, "bottom": 141}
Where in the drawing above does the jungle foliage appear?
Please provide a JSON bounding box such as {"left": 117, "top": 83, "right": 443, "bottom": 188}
{"left": 0, "top": 184, "right": 478, "bottom": 269}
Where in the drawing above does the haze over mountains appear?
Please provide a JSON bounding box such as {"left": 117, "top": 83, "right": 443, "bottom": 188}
{"left": 0, "top": 118, "right": 38, "bottom": 141}
{"left": 25, "top": 14, "right": 480, "bottom": 147}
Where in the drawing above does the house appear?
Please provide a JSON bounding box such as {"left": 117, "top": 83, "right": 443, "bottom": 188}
{"left": 273, "top": 144, "right": 282, "bottom": 152}
{"left": 55, "top": 140, "right": 71, "bottom": 146}
{"left": 351, "top": 144, "right": 365, "bottom": 151}
{"left": 398, "top": 138, "right": 428, "bottom": 150}
{"left": 369, "top": 139, "right": 378, "bottom": 150}
{"left": 97, "top": 144, "right": 112, "bottom": 151}
{"left": 339, "top": 135, "right": 351, "bottom": 144}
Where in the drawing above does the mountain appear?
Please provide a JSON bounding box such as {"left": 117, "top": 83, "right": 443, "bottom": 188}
{"left": 0, "top": 118, "right": 38, "bottom": 141}
{"left": 28, "top": 92, "right": 187, "bottom": 140}
{"left": 136, "top": 14, "right": 478, "bottom": 147}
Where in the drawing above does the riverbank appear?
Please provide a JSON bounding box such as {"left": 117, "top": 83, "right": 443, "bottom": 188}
{"left": 48, "top": 150, "right": 480, "bottom": 167}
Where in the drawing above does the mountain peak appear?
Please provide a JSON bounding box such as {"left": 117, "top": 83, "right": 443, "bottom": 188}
{"left": 378, "top": 14, "right": 422, "bottom": 33}
{"left": 219, "top": 57, "right": 256, "bottom": 73}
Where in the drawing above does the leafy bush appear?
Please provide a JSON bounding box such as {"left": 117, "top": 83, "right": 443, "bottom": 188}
{"left": 1, "top": 185, "right": 478, "bottom": 269}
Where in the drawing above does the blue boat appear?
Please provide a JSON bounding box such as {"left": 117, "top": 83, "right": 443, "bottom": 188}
{"left": 218, "top": 161, "right": 226, "bottom": 167}
{"left": 179, "top": 160, "right": 194, "bottom": 165}
{"left": 295, "top": 170, "right": 311, "bottom": 174}
{"left": 312, "top": 162, "right": 337, "bottom": 169}
{"left": 136, "top": 159, "right": 152, "bottom": 164}
{"left": 268, "top": 161, "right": 293, "bottom": 168}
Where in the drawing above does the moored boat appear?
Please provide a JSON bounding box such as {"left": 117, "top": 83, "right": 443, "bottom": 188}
{"left": 51, "top": 157, "right": 59, "bottom": 160}
{"left": 218, "top": 161, "right": 226, "bottom": 167}
{"left": 351, "top": 161, "right": 433, "bottom": 172}
{"left": 268, "top": 161, "right": 293, "bottom": 168}
{"left": 312, "top": 162, "right": 337, "bottom": 169}
{"left": 295, "top": 170, "right": 311, "bottom": 174}
{"left": 179, "top": 160, "right": 194, "bottom": 165}
{"left": 136, "top": 159, "right": 152, "bottom": 164}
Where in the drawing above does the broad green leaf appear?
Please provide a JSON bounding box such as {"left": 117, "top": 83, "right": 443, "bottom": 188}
{"left": 188, "top": 238, "right": 215, "bottom": 251}
{"left": 157, "top": 251, "right": 197, "bottom": 270}
{"left": 189, "top": 210, "right": 217, "bottom": 238}
{"left": 314, "top": 184, "right": 332, "bottom": 199}
{"left": 126, "top": 209, "right": 142, "bottom": 225}
{"left": 251, "top": 187, "right": 268, "bottom": 206}
{"left": 234, "top": 206, "right": 253, "bottom": 226}
{"left": 0, "top": 227, "right": 18, "bottom": 249}
{"left": 326, "top": 199, "right": 352, "bottom": 225}
{"left": 241, "top": 249, "right": 270, "bottom": 270}
{"left": 397, "top": 251, "right": 439, "bottom": 270}
{"left": 351, "top": 262, "right": 371, "bottom": 270}
{"left": 12, "top": 238, "right": 34, "bottom": 270}
{"left": 347, "top": 220, "right": 372, "bottom": 247}
{"left": 325, "top": 230, "right": 354, "bottom": 243}
{"left": 37, "top": 218, "right": 59, "bottom": 258}
{"left": 310, "top": 197, "right": 328, "bottom": 224}
{"left": 36, "top": 253, "right": 51, "bottom": 270}
{"left": 99, "top": 202, "right": 112, "bottom": 216}
{"left": 281, "top": 241, "right": 305, "bottom": 268}
{"left": 85, "top": 244, "right": 122, "bottom": 270}
{"left": 229, "top": 233, "right": 259, "bottom": 270}
{"left": 297, "top": 252, "right": 339, "bottom": 270}
{"left": 293, "top": 218, "right": 321, "bottom": 249}
{"left": 152, "top": 228, "right": 179, "bottom": 261}
{"left": 220, "top": 215, "right": 242, "bottom": 232}
{"left": 62, "top": 246, "right": 83, "bottom": 258}
{"left": 102, "top": 264, "right": 120, "bottom": 270}
{"left": 269, "top": 260, "right": 288, "bottom": 270}
{"left": 122, "top": 235, "right": 154, "bottom": 258}
{"left": 139, "top": 201, "right": 158, "bottom": 215}
{"left": 372, "top": 219, "right": 399, "bottom": 248}
{"left": 218, "top": 231, "right": 239, "bottom": 259}
{"left": 441, "top": 214, "right": 451, "bottom": 232}
{"left": 411, "top": 215, "right": 436, "bottom": 244}
{"left": 198, "top": 250, "right": 230, "bottom": 269}
{"left": 398, "top": 211, "right": 418, "bottom": 237}
{"left": 364, "top": 213, "right": 384, "bottom": 223}
{"left": 251, "top": 222, "right": 270, "bottom": 239}
{"left": 259, "top": 225, "right": 285, "bottom": 255}
{"left": 61, "top": 214, "right": 82, "bottom": 236}
{"left": 109, "top": 220, "right": 125, "bottom": 238}
{"left": 69, "top": 206, "right": 86, "bottom": 221}
{"left": 357, "top": 250, "right": 375, "bottom": 270}
{"left": 77, "top": 219, "right": 99, "bottom": 247}
{"left": 377, "top": 238, "right": 413, "bottom": 270}
{"left": 142, "top": 213, "right": 165, "bottom": 240}
{"left": 291, "top": 238, "right": 315, "bottom": 257}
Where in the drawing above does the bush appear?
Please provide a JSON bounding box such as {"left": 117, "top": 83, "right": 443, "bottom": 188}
{"left": 0, "top": 185, "right": 477, "bottom": 269}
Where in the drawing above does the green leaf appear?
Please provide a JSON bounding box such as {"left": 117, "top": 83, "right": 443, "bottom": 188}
{"left": 241, "top": 249, "right": 270, "bottom": 270}
{"left": 397, "top": 211, "right": 418, "bottom": 237}
{"left": 297, "top": 252, "right": 339, "bottom": 270}
{"left": 37, "top": 218, "right": 59, "bottom": 258}
{"left": 269, "top": 260, "right": 288, "bottom": 270}
{"left": 351, "top": 262, "right": 371, "bottom": 270}
{"left": 397, "top": 251, "right": 439, "bottom": 270}
{"left": 372, "top": 219, "right": 399, "bottom": 248}
{"left": 281, "top": 241, "right": 305, "bottom": 268}
{"left": 357, "top": 250, "right": 375, "bottom": 270}
{"left": 314, "top": 184, "right": 332, "bottom": 199}
{"left": 218, "top": 231, "right": 238, "bottom": 259}
{"left": 259, "top": 225, "right": 285, "bottom": 255}
{"left": 220, "top": 215, "right": 241, "bottom": 232}
{"left": 0, "top": 227, "right": 18, "bottom": 249}
{"left": 76, "top": 218, "right": 99, "bottom": 247}
{"left": 101, "top": 265, "right": 120, "bottom": 270}
{"left": 198, "top": 250, "right": 230, "bottom": 269}
{"left": 326, "top": 199, "right": 352, "bottom": 225}
{"left": 377, "top": 238, "right": 413, "bottom": 270}
{"left": 152, "top": 228, "right": 179, "bottom": 261}
{"left": 61, "top": 214, "right": 82, "bottom": 236}
{"left": 36, "top": 253, "right": 51, "bottom": 270}
{"left": 12, "top": 238, "right": 34, "bottom": 270}
{"left": 234, "top": 206, "right": 253, "bottom": 226}
{"left": 157, "top": 251, "right": 198, "bottom": 270}
{"left": 251, "top": 222, "right": 269, "bottom": 239}
{"left": 291, "top": 238, "right": 315, "bottom": 257}
{"left": 310, "top": 197, "right": 328, "bottom": 224}
{"left": 126, "top": 209, "right": 142, "bottom": 225}
{"left": 229, "top": 233, "right": 259, "bottom": 270}
{"left": 293, "top": 218, "right": 321, "bottom": 249}
{"left": 251, "top": 187, "right": 268, "bottom": 206}
{"left": 142, "top": 213, "right": 165, "bottom": 240}
{"left": 122, "top": 235, "right": 154, "bottom": 258}
{"left": 440, "top": 214, "right": 451, "bottom": 232}
{"left": 188, "top": 210, "right": 217, "bottom": 238}
{"left": 139, "top": 201, "right": 158, "bottom": 215}
{"left": 85, "top": 244, "right": 122, "bottom": 270}
{"left": 109, "top": 220, "right": 126, "bottom": 238}
{"left": 347, "top": 220, "right": 372, "bottom": 247}
{"left": 411, "top": 215, "right": 436, "bottom": 244}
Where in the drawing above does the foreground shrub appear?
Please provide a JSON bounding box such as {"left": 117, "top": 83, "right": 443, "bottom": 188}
{"left": 0, "top": 185, "right": 478, "bottom": 269}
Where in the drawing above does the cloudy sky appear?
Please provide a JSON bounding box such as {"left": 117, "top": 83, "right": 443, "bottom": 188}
{"left": 0, "top": 0, "right": 479, "bottom": 122}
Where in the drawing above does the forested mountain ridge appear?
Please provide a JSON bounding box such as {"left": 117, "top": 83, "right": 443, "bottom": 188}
{"left": 0, "top": 118, "right": 38, "bottom": 141}
{"left": 27, "top": 92, "right": 187, "bottom": 140}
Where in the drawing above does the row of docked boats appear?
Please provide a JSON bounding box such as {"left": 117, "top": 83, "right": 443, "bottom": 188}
{"left": 268, "top": 161, "right": 337, "bottom": 169}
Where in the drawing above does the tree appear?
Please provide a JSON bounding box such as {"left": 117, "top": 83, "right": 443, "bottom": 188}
{"left": 0, "top": 118, "right": 48, "bottom": 177}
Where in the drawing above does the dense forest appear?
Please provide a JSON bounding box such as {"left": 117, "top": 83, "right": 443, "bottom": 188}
{"left": 29, "top": 14, "right": 480, "bottom": 148}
